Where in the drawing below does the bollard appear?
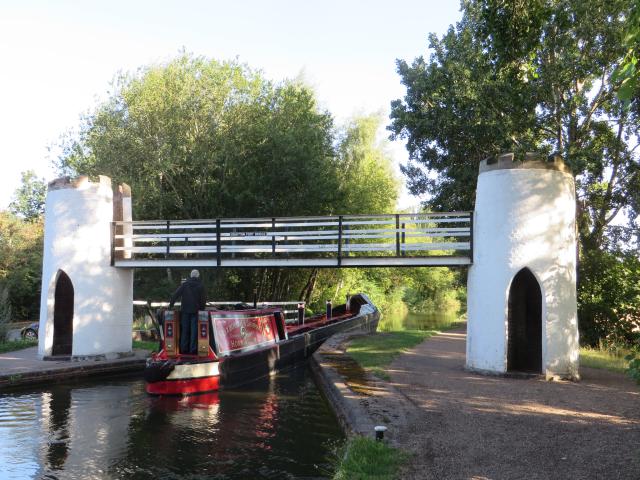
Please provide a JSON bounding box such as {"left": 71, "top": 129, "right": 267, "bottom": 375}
{"left": 326, "top": 300, "right": 332, "bottom": 320}
{"left": 253, "top": 288, "right": 257, "bottom": 308}
{"left": 297, "top": 302, "right": 305, "bottom": 325}
{"left": 374, "top": 425, "right": 387, "bottom": 442}
{"left": 345, "top": 293, "right": 351, "bottom": 312}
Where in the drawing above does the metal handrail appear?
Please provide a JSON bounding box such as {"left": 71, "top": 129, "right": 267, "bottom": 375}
{"left": 112, "top": 212, "right": 473, "bottom": 267}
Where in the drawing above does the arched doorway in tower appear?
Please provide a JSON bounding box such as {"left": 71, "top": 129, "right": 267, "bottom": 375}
{"left": 507, "top": 268, "right": 542, "bottom": 373}
{"left": 52, "top": 270, "right": 74, "bottom": 356}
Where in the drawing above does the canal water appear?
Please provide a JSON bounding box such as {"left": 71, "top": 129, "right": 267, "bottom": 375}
{"left": 0, "top": 310, "right": 457, "bottom": 480}
{"left": 0, "top": 366, "right": 343, "bottom": 480}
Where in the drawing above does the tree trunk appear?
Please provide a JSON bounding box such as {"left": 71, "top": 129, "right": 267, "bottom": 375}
{"left": 299, "top": 269, "right": 318, "bottom": 305}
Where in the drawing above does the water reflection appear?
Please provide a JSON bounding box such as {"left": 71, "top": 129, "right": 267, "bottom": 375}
{"left": 38, "top": 384, "right": 133, "bottom": 479}
{"left": 0, "top": 366, "right": 342, "bottom": 480}
{"left": 44, "top": 389, "right": 70, "bottom": 470}
{"left": 379, "top": 310, "right": 460, "bottom": 332}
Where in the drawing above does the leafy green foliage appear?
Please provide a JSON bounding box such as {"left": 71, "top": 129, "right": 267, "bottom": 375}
{"left": 2, "top": 173, "right": 46, "bottom": 323}
{"left": 612, "top": 2, "right": 639, "bottom": 103}
{"left": 389, "top": 0, "right": 639, "bottom": 346}
{"left": 578, "top": 249, "right": 640, "bottom": 346}
{"left": 9, "top": 170, "right": 47, "bottom": 221}
{"left": 626, "top": 350, "right": 640, "bottom": 384}
{"left": 390, "top": 0, "right": 638, "bottom": 247}
{"left": 0, "top": 212, "right": 43, "bottom": 320}
{"left": 306, "top": 266, "right": 463, "bottom": 321}
{"left": 57, "top": 54, "right": 341, "bottom": 220}
{"left": 55, "top": 54, "right": 414, "bottom": 311}
{"left": 336, "top": 114, "right": 399, "bottom": 214}
{"left": 401, "top": 267, "right": 462, "bottom": 314}
{"left": 333, "top": 436, "right": 406, "bottom": 480}
{"left": 310, "top": 268, "right": 405, "bottom": 317}
{"left": 132, "top": 340, "right": 159, "bottom": 352}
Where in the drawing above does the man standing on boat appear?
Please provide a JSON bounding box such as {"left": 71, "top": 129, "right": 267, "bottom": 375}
{"left": 169, "top": 269, "right": 206, "bottom": 355}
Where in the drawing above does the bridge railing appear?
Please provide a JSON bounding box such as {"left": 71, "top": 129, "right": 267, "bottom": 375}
{"left": 111, "top": 212, "right": 472, "bottom": 267}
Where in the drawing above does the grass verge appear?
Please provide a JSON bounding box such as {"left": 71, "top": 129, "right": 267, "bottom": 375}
{"left": 579, "top": 346, "right": 630, "bottom": 373}
{"left": 333, "top": 436, "right": 406, "bottom": 480}
{"left": 0, "top": 339, "right": 37, "bottom": 354}
{"left": 132, "top": 340, "right": 159, "bottom": 352}
{"left": 347, "top": 330, "right": 435, "bottom": 380}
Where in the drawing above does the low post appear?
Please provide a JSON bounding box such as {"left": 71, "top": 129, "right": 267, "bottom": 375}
{"left": 216, "top": 218, "right": 221, "bottom": 266}
{"left": 253, "top": 288, "right": 258, "bottom": 308}
{"left": 298, "top": 302, "right": 305, "bottom": 325}
{"left": 110, "top": 221, "right": 115, "bottom": 266}
{"left": 395, "top": 214, "right": 400, "bottom": 257}
{"left": 271, "top": 217, "right": 276, "bottom": 254}
{"left": 469, "top": 213, "right": 474, "bottom": 264}
{"left": 374, "top": 425, "right": 387, "bottom": 442}
{"left": 165, "top": 220, "right": 171, "bottom": 258}
{"left": 326, "top": 300, "right": 332, "bottom": 321}
{"left": 337, "top": 215, "right": 343, "bottom": 266}
{"left": 345, "top": 293, "right": 351, "bottom": 312}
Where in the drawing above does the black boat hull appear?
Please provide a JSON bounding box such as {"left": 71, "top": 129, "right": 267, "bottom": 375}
{"left": 146, "top": 293, "right": 379, "bottom": 394}
{"left": 219, "top": 298, "right": 379, "bottom": 388}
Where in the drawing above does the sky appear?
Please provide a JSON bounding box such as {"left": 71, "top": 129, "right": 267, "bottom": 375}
{"left": 0, "top": 0, "right": 463, "bottom": 211}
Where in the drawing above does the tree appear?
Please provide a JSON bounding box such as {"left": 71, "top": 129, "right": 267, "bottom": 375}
{"left": 56, "top": 54, "right": 405, "bottom": 307}
{"left": 9, "top": 170, "right": 47, "bottom": 221}
{"left": 578, "top": 249, "right": 640, "bottom": 346}
{"left": 390, "top": 0, "right": 638, "bottom": 252}
{"left": 292, "top": 114, "right": 402, "bottom": 312}
{"left": 389, "top": 0, "right": 640, "bottom": 345}
{"left": 57, "top": 54, "right": 340, "bottom": 220}
{"left": 0, "top": 212, "right": 43, "bottom": 320}
{"left": 336, "top": 114, "right": 399, "bottom": 213}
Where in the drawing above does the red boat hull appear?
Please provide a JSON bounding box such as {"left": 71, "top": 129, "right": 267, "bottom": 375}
{"left": 146, "top": 375, "right": 220, "bottom": 395}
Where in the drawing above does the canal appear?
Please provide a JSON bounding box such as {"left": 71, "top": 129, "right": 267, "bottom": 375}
{"left": 0, "top": 365, "right": 343, "bottom": 480}
{"left": 0, "top": 309, "right": 458, "bottom": 479}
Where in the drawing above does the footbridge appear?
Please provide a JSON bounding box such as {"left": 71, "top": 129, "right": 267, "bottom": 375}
{"left": 41, "top": 155, "right": 581, "bottom": 378}
{"left": 111, "top": 212, "right": 473, "bottom": 268}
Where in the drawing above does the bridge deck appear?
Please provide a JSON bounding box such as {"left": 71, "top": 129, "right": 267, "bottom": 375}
{"left": 112, "top": 213, "right": 473, "bottom": 268}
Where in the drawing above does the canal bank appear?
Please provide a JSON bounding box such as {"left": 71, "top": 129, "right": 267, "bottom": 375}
{"left": 311, "top": 326, "right": 640, "bottom": 480}
{"left": 310, "top": 332, "right": 420, "bottom": 445}
{"left": 0, "top": 346, "right": 148, "bottom": 389}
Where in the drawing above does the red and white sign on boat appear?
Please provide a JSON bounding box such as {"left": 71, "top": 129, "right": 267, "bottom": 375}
{"left": 212, "top": 313, "right": 278, "bottom": 355}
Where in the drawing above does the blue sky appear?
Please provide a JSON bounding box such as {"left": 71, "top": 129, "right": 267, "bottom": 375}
{"left": 0, "top": 0, "right": 462, "bottom": 210}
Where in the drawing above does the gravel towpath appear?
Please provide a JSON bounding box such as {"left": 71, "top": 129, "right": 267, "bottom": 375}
{"left": 387, "top": 328, "right": 640, "bottom": 480}
{"left": 314, "top": 327, "right": 640, "bottom": 480}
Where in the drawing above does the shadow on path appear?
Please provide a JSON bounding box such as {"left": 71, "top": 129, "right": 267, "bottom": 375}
{"left": 389, "top": 327, "right": 640, "bottom": 480}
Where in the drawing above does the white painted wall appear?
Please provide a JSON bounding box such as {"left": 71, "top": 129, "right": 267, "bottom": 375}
{"left": 466, "top": 160, "right": 579, "bottom": 379}
{"left": 38, "top": 176, "right": 133, "bottom": 359}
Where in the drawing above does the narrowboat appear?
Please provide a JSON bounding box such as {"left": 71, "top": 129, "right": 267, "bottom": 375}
{"left": 144, "top": 293, "right": 379, "bottom": 395}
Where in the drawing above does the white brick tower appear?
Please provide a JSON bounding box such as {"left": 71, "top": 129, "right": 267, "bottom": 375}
{"left": 38, "top": 176, "right": 133, "bottom": 359}
{"left": 466, "top": 153, "right": 579, "bottom": 379}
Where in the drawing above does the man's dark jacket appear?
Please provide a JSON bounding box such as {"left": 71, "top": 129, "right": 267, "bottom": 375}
{"left": 169, "top": 278, "right": 206, "bottom": 313}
